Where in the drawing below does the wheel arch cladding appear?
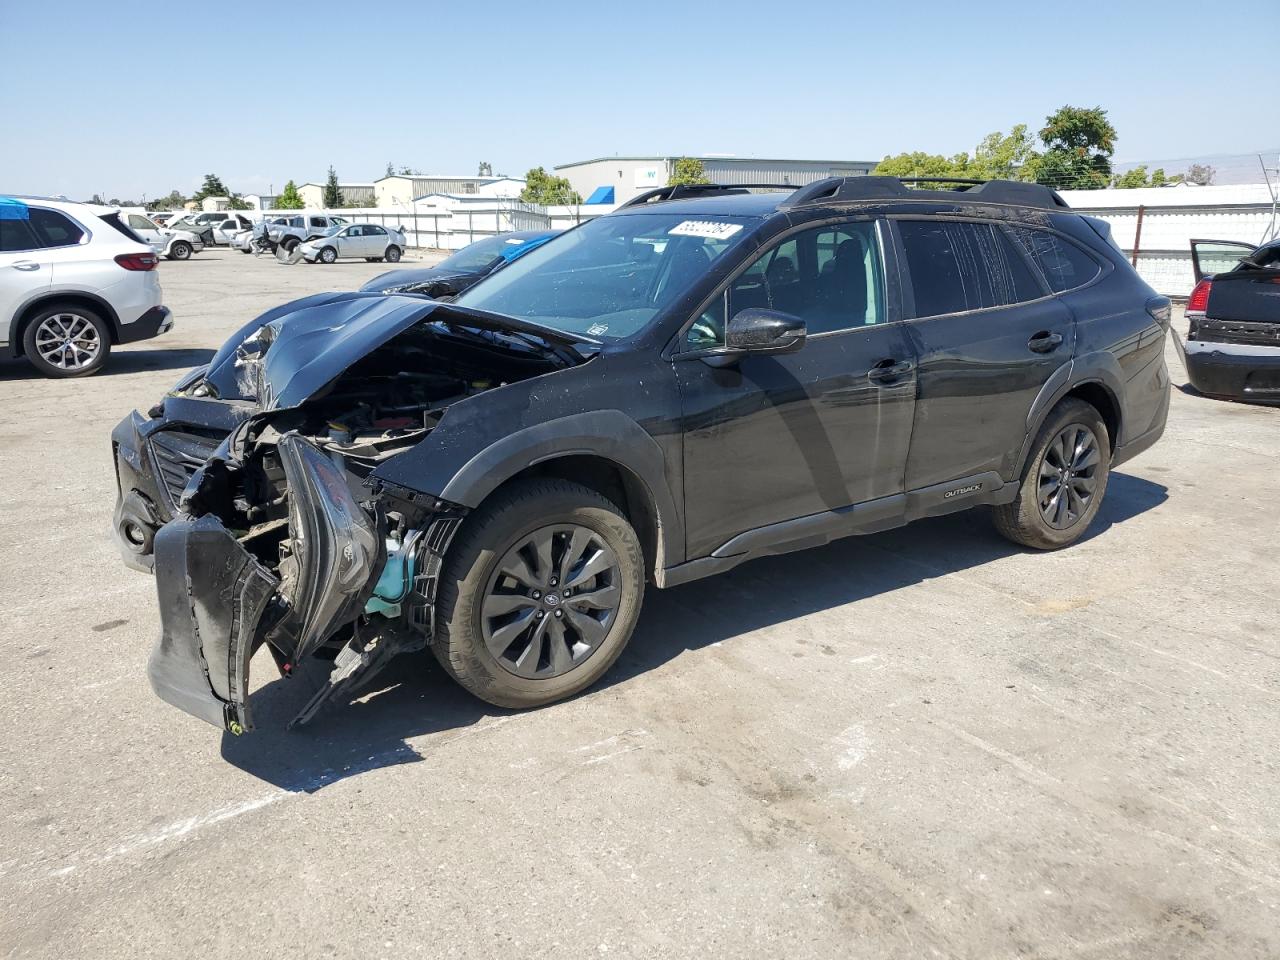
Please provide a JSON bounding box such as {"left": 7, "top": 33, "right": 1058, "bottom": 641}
{"left": 490, "top": 454, "right": 662, "bottom": 580}
{"left": 383, "top": 411, "right": 681, "bottom": 579}
{"left": 12, "top": 292, "right": 122, "bottom": 354}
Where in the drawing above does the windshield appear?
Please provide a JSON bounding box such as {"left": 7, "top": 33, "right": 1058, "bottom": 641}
{"left": 437, "top": 235, "right": 526, "bottom": 273}
{"left": 454, "top": 213, "right": 755, "bottom": 339}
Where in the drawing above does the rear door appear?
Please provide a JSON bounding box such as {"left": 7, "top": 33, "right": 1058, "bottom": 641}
{"left": 1191, "top": 239, "right": 1256, "bottom": 282}
{"left": 893, "top": 217, "right": 1076, "bottom": 491}
{"left": 364, "top": 224, "right": 388, "bottom": 257}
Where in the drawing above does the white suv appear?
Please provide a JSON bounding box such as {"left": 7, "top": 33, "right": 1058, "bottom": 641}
{"left": 0, "top": 196, "right": 173, "bottom": 377}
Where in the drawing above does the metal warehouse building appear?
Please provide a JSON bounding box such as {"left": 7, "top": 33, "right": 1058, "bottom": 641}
{"left": 555, "top": 155, "right": 875, "bottom": 204}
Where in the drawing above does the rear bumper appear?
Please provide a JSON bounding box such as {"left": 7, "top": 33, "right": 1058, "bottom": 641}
{"left": 1178, "top": 338, "right": 1280, "bottom": 403}
{"left": 117, "top": 305, "right": 174, "bottom": 344}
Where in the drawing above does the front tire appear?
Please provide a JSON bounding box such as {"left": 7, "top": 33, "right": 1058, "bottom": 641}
{"left": 169, "top": 240, "right": 192, "bottom": 261}
{"left": 993, "top": 398, "right": 1111, "bottom": 550}
{"left": 22, "top": 304, "right": 112, "bottom": 378}
{"left": 433, "top": 479, "right": 645, "bottom": 709}
{"left": 385, "top": 245, "right": 402, "bottom": 263}
{"left": 319, "top": 246, "right": 337, "bottom": 264}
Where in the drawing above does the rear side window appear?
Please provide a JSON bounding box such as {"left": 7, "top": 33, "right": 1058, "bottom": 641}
{"left": 898, "top": 220, "right": 1043, "bottom": 318}
{"left": 98, "top": 212, "right": 146, "bottom": 244}
{"left": 0, "top": 218, "right": 40, "bottom": 252}
{"left": 28, "top": 208, "right": 86, "bottom": 248}
{"left": 1005, "top": 226, "right": 1100, "bottom": 293}
{"left": 310, "top": 217, "right": 327, "bottom": 228}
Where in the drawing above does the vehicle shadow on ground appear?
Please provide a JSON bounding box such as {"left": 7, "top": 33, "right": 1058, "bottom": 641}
{"left": 221, "top": 471, "right": 1168, "bottom": 792}
{"left": 0, "top": 347, "right": 214, "bottom": 380}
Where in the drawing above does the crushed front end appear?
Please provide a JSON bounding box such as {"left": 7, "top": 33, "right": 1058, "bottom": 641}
{"left": 146, "top": 425, "right": 464, "bottom": 733}
{"left": 110, "top": 293, "right": 589, "bottom": 731}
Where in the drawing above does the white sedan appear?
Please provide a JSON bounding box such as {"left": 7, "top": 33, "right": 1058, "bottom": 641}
{"left": 298, "top": 224, "right": 406, "bottom": 264}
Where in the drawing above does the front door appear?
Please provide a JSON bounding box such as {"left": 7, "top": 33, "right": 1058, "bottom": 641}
{"left": 0, "top": 209, "right": 50, "bottom": 351}
{"left": 675, "top": 219, "right": 918, "bottom": 559}
{"left": 892, "top": 218, "right": 1077, "bottom": 490}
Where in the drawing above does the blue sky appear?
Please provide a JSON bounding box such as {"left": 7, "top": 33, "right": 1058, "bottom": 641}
{"left": 3, "top": 0, "right": 1275, "bottom": 200}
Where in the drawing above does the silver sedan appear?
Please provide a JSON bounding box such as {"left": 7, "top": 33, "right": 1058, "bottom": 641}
{"left": 299, "top": 224, "right": 407, "bottom": 264}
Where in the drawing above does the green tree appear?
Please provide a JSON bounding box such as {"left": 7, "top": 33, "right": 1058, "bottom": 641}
{"left": 385, "top": 161, "right": 395, "bottom": 178}
{"left": 519, "top": 166, "right": 582, "bottom": 205}
{"left": 1034, "top": 105, "right": 1116, "bottom": 190}
{"left": 970, "top": 124, "right": 1041, "bottom": 180}
{"left": 322, "top": 166, "right": 343, "bottom": 209}
{"left": 667, "top": 157, "right": 711, "bottom": 186}
{"left": 1112, "top": 165, "right": 1151, "bottom": 189}
{"left": 872, "top": 150, "right": 974, "bottom": 181}
{"left": 227, "top": 195, "right": 250, "bottom": 209}
{"left": 276, "top": 180, "right": 305, "bottom": 209}
{"left": 191, "top": 174, "right": 231, "bottom": 204}
{"left": 149, "top": 189, "right": 186, "bottom": 211}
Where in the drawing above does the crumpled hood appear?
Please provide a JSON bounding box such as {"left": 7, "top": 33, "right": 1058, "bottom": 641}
{"left": 359, "top": 266, "right": 477, "bottom": 293}
{"left": 199, "top": 292, "right": 595, "bottom": 411}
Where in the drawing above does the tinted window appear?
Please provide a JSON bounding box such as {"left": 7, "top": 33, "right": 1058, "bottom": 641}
{"left": 456, "top": 212, "right": 754, "bottom": 340}
{"left": 366, "top": 225, "right": 386, "bottom": 236}
{"left": 28, "top": 208, "right": 85, "bottom": 248}
{"left": 689, "top": 221, "right": 886, "bottom": 347}
{"left": 0, "top": 218, "right": 40, "bottom": 252}
{"left": 1005, "top": 226, "right": 1101, "bottom": 293}
{"left": 898, "top": 220, "right": 1042, "bottom": 318}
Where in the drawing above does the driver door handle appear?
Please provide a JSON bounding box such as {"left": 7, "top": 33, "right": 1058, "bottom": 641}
{"left": 11, "top": 261, "right": 40, "bottom": 271}
{"left": 1028, "top": 331, "right": 1064, "bottom": 353}
{"left": 867, "top": 357, "right": 915, "bottom": 383}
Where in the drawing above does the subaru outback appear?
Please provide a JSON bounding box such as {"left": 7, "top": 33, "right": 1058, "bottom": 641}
{"left": 110, "top": 177, "right": 1171, "bottom": 733}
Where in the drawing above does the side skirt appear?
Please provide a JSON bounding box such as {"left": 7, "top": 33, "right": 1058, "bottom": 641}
{"left": 657, "top": 472, "right": 1012, "bottom": 589}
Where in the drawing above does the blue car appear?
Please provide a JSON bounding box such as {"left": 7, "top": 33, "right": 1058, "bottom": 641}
{"left": 360, "top": 230, "right": 560, "bottom": 297}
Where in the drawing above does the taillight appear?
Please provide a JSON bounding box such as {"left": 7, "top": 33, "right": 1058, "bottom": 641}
{"left": 1187, "top": 278, "right": 1211, "bottom": 315}
{"left": 115, "top": 252, "right": 159, "bottom": 271}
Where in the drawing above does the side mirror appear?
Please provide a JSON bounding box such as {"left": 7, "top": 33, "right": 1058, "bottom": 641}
{"left": 725, "top": 307, "right": 806, "bottom": 355}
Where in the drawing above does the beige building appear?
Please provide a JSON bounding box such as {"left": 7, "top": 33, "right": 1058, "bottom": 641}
{"left": 554, "top": 155, "right": 876, "bottom": 205}
{"left": 298, "top": 182, "right": 377, "bottom": 209}
{"left": 375, "top": 175, "right": 524, "bottom": 208}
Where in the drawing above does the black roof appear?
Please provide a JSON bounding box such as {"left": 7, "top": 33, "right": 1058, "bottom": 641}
{"left": 611, "top": 177, "right": 1068, "bottom": 219}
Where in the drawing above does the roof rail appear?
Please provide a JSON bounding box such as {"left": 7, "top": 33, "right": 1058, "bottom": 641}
{"left": 618, "top": 182, "right": 795, "bottom": 209}
{"left": 779, "top": 176, "right": 1068, "bottom": 211}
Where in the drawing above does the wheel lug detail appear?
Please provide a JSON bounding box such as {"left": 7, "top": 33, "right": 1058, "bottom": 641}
{"left": 549, "top": 577, "right": 558, "bottom": 587}
{"left": 531, "top": 590, "right": 541, "bottom": 599}
{"left": 554, "top": 610, "right": 563, "bottom": 618}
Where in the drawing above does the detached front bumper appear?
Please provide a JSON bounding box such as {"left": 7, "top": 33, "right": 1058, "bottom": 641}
{"left": 147, "top": 434, "right": 386, "bottom": 732}
{"left": 1177, "top": 337, "right": 1280, "bottom": 403}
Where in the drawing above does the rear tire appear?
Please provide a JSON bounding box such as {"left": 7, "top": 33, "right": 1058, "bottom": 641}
{"left": 385, "top": 245, "right": 402, "bottom": 263}
{"left": 281, "top": 237, "right": 299, "bottom": 253}
{"left": 432, "top": 479, "right": 644, "bottom": 709}
{"left": 22, "top": 304, "right": 112, "bottom": 378}
{"left": 992, "top": 398, "right": 1111, "bottom": 550}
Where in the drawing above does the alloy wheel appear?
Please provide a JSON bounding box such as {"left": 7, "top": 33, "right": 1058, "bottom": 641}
{"left": 481, "top": 524, "right": 622, "bottom": 680}
{"left": 33, "top": 313, "right": 102, "bottom": 371}
{"left": 1038, "top": 423, "right": 1101, "bottom": 529}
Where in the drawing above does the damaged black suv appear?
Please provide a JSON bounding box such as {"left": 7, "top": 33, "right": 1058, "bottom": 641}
{"left": 112, "top": 177, "right": 1171, "bottom": 734}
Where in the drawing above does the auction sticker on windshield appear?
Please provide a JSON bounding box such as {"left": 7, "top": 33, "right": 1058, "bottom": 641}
{"left": 668, "top": 220, "right": 744, "bottom": 240}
